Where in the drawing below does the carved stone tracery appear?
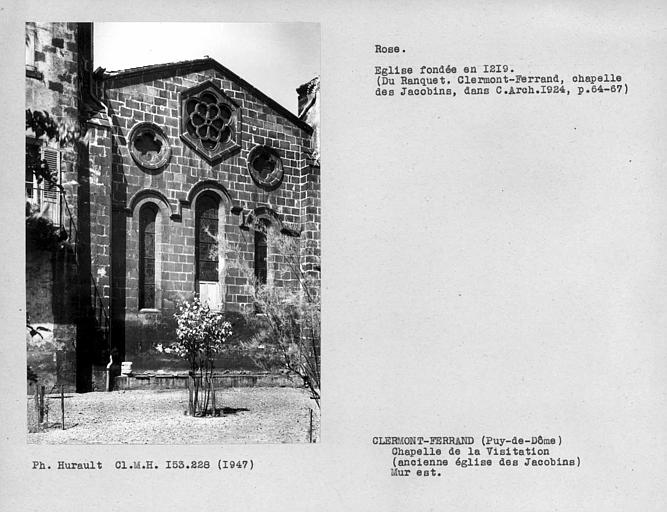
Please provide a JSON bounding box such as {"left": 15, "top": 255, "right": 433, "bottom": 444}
{"left": 180, "top": 81, "right": 241, "bottom": 164}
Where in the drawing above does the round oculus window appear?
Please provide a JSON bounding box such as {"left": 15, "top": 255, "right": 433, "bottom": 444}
{"left": 247, "top": 146, "right": 284, "bottom": 191}
{"left": 128, "top": 122, "right": 171, "bottom": 170}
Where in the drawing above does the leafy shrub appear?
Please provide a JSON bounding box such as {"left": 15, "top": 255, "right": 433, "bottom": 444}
{"left": 157, "top": 296, "right": 232, "bottom": 416}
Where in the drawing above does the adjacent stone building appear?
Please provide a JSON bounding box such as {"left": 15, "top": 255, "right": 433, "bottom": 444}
{"left": 25, "top": 22, "right": 320, "bottom": 391}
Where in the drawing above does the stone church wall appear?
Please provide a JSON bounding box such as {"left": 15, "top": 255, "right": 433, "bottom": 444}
{"left": 102, "top": 64, "right": 318, "bottom": 368}
{"left": 26, "top": 23, "right": 320, "bottom": 381}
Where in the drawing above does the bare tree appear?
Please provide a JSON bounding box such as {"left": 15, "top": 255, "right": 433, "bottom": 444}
{"left": 232, "top": 233, "right": 321, "bottom": 408}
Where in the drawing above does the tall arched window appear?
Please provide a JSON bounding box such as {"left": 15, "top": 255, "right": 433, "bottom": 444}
{"left": 254, "top": 221, "right": 268, "bottom": 285}
{"left": 196, "top": 193, "right": 221, "bottom": 306}
{"left": 139, "top": 203, "right": 158, "bottom": 309}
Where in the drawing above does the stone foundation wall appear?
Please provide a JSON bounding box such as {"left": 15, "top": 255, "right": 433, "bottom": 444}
{"left": 26, "top": 248, "right": 79, "bottom": 391}
{"left": 115, "top": 371, "right": 300, "bottom": 390}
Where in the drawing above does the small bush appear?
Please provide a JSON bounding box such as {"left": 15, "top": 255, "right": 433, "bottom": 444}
{"left": 157, "top": 296, "right": 232, "bottom": 416}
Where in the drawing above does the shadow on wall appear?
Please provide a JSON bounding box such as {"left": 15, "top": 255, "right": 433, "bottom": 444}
{"left": 75, "top": 139, "right": 94, "bottom": 392}
{"left": 123, "top": 310, "right": 272, "bottom": 372}
{"left": 109, "top": 103, "right": 128, "bottom": 366}
{"left": 26, "top": 245, "right": 79, "bottom": 393}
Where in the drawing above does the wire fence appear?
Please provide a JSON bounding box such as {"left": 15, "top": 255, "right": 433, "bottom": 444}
{"left": 27, "top": 383, "right": 67, "bottom": 433}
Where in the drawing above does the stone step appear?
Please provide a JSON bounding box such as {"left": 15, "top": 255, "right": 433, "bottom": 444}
{"left": 114, "top": 372, "right": 300, "bottom": 390}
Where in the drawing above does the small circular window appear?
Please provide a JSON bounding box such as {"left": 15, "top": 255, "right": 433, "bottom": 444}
{"left": 247, "top": 146, "right": 284, "bottom": 190}
{"left": 129, "top": 122, "right": 171, "bottom": 170}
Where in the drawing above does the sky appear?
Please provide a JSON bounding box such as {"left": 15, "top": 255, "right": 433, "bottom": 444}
{"left": 94, "top": 23, "right": 320, "bottom": 115}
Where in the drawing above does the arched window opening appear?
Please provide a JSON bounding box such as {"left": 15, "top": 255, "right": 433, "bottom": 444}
{"left": 254, "top": 221, "right": 268, "bottom": 285}
{"left": 139, "top": 203, "right": 158, "bottom": 309}
{"left": 196, "top": 193, "right": 221, "bottom": 307}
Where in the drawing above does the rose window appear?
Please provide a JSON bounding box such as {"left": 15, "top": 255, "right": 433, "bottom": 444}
{"left": 180, "top": 81, "right": 241, "bottom": 164}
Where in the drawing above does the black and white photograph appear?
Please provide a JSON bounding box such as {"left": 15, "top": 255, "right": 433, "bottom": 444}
{"left": 25, "top": 22, "right": 321, "bottom": 443}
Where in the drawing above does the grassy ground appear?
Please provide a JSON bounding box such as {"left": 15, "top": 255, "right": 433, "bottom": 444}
{"left": 27, "top": 387, "right": 319, "bottom": 444}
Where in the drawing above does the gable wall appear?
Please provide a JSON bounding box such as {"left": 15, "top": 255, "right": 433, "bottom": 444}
{"left": 103, "top": 67, "right": 319, "bottom": 366}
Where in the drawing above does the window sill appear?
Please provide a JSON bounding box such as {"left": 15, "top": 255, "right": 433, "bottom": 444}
{"left": 138, "top": 308, "right": 161, "bottom": 314}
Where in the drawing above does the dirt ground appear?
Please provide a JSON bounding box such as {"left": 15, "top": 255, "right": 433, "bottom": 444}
{"left": 27, "top": 387, "right": 319, "bottom": 444}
